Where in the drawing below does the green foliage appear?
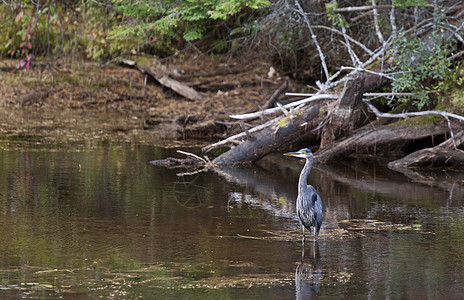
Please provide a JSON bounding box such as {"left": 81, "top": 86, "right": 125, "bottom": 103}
{"left": 0, "top": 1, "right": 118, "bottom": 62}
{"left": 449, "top": 88, "right": 464, "bottom": 114}
{"left": 437, "top": 63, "right": 464, "bottom": 93}
{"left": 76, "top": 3, "right": 116, "bottom": 61}
{"left": 325, "top": 2, "right": 349, "bottom": 27}
{"left": 0, "top": 3, "right": 36, "bottom": 67}
{"left": 110, "top": 0, "right": 270, "bottom": 53}
{"left": 389, "top": 27, "right": 452, "bottom": 109}
{"left": 392, "top": 0, "right": 427, "bottom": 8}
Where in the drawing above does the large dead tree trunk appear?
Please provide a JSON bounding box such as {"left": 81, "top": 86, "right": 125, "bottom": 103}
{"left": 320, "top": 74, "right": 366, "bottom": 148}
{"left": 212, "top": 104, "right": 322, "bottom": 165}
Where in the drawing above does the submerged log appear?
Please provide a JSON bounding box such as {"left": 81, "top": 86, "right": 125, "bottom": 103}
{"left": 212, "top": 103, "right": 322, "bottom": 165}
{"left": 149, "top": 157, "right": 202, "bottom": 168}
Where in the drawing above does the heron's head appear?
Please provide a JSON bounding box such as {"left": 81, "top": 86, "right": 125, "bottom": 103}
{"left": 283, "top": 148, "right": 313, "bottom": 159}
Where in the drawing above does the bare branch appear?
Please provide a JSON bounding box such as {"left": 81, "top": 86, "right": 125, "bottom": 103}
{"left": 371, "top": 0, "right": 385, "bottom": 45}
{"left": 340, "top": 66, "right": 395, "bottom": 80}
{"left": 287, "top": 92, "right": 415, "bottom": 97}
{"left": 449, "top": 49, "right": 464, "bottom": 61}
{"left": 229, "top": 94, "right": 338, "bottom": 120}
{"left": 202, "top": 115, "right": 286, "bottom": 153}
{"left": 176, "top": 150, "right": 208, "bottom": 164}
{"left": 364, "top": 99, "right": 464, "bottom": 122}
{"left": 390, "top": 4, "right": 397, "bottom": 40}
{"left": 333, "top": 4, "right": 432, "bottom": 12}
{"left": 332, "top": 0, "right": 361, "bottom": 66}
{"left": 444, "top": 116, "right": 457, "bottom": 150}
{"left": 334, "top": 5, "right": 394, "bottom": 12}
{"left": 275, "top": 102, "right": 290, "bottom": 116}
{"left": 323, "top": 36, "right": 393, "bottom": 91}
{"left": 294, "top": 0, "right": 330, "bottom": 82}
{"left": 313, "top": 25, "right": 374, "bottom": 56}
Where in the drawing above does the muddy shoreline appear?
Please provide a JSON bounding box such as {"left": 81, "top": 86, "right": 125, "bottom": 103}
{"left": 0, "top": 55, "right": 289, "bottom": 146}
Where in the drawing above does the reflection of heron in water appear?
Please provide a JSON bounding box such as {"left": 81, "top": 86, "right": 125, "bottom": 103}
{"left": 295, "top": 242, "right": 322, "bottom": 300}
{"left": 284, "top": 148, "right": 323, "bottom": 243}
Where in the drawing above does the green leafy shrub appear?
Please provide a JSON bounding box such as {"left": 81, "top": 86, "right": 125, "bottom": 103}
{"left": 389, "top": 27, "right": 452, "bottom": 109}
{"left": 109, "top": 0, "right": 270, "bottom": 55}
{"left": 0, "top": 1, "right": 118, "bottom": 62}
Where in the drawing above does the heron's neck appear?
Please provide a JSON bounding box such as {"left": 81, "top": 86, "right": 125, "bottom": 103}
{"left": 298, "top": 157, "right": 312, "bottom": 192}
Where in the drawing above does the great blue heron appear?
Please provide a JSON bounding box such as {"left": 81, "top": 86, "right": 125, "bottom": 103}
{"left": 284, "top": 148, "right": 323, "bottom": 243}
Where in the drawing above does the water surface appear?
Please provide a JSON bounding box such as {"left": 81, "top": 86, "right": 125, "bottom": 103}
{"left": 0, "top": 141, "right": 463, "bottom": 299}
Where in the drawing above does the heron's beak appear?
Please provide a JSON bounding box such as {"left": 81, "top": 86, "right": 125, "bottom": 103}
{"left": 283, "top": 151, "right": 299, "bottom": 157}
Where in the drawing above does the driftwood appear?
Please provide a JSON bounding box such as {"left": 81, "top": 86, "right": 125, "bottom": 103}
{"left": 120, "top": 59, "right": 204, "bottom": 101}
{"left": 149, "top": 0, "right": 464, "bottom": 168}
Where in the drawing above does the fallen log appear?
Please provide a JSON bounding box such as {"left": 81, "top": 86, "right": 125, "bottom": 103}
{"left": 314, "top": 121, "right": 451, "bottom": 163}
{"left": 119, "top": 59, "right": 204, "bottom": 101}
{"left": 212, "top": 103, "right": 322, "bottom": 165}
{"left": 388, "top": 130, "right": 464, "bottom": 168}
{"left": 387, "top": 148, "right": 464, "bottom": 168}
{"left": 363, "top": 101, "right": 464, "bottom": 168}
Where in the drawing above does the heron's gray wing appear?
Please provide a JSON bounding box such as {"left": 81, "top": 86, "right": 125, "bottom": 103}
{"left": 298, "top": 186, "right": 318, "bottom": 229}
{"left": 314, "top": 194, "right": 323, "bottom": 229}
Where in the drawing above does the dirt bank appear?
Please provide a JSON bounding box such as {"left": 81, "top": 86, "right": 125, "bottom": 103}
{"left": 0, "top": 54, "right": 289, "bottom": 146}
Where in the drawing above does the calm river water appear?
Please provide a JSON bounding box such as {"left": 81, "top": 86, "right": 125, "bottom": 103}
{"left": 0, "top": 140, "right": 463, "bottom": 299}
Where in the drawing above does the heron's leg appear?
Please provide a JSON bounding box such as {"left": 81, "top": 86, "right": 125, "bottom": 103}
{"left": 313, "top": 227, "right": 317, "bottom": 243}
{"left": 301, "top": 239, "right": 305, "bottom": 259}
{"left": 302, "top": 225, "right": 305, "bottom": 244}
{"left": 301, "top": 226, "right": 305, "bottom": 258}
